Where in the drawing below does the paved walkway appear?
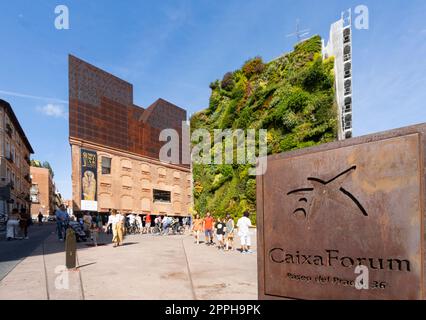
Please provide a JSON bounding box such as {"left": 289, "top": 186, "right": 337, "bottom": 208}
{"left": 0, "top": 230, "right": 257, "bottom": 300}
{"left": 0, "top": 223, "right": 55, "bottom": 281}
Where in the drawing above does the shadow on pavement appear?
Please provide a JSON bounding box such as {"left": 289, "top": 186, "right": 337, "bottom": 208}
{"left": 76, "top": 262, "right": 97, "bottom": 269}
{"left": 0, "top": 224, "right": 116, "bottom": 265}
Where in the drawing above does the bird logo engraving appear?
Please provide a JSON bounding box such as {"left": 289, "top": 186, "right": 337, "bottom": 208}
{"left": 287, "top": 166, "right": 367, "bottom": 219}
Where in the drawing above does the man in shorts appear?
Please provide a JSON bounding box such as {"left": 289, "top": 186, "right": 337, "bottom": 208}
{"left": 215, "top": 218, "right": 226, "bottom": 249}
{"left": 203, "top": 212, "right": 214, "bottom": 245}
{"left": 237, "top": 211, "right": 253, "bottom": 253}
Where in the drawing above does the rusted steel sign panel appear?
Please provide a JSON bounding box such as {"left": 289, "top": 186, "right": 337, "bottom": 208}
{"left": 257, "top": 124, "right": 426, "bottom": 300}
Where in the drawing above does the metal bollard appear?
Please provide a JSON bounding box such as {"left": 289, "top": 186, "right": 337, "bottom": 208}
{"left": 65, "top": 228, "right": 77, "bottom": 269}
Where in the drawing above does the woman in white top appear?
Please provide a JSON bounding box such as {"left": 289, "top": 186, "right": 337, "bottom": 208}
{"left": 106, "top": 209, "right": 125, "bottom": 247}
{"left": 6, "top": 208, "right": 22, "bottom": 240}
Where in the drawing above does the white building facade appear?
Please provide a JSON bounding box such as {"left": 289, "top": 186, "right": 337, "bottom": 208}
{"left": 322, "top": 14, "right": 353, "bottom": 140}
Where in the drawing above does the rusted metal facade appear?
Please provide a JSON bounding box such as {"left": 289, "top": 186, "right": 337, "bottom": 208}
{"left": 68, "top": 55, "right": 192, "bottom": 215}
{"left": 257, "top": 124, "right": 426, "bottom": 300}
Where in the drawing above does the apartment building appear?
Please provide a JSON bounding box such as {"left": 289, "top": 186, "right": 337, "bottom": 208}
{"left": 0, "top": 99, "right": 34, "bottom": 217}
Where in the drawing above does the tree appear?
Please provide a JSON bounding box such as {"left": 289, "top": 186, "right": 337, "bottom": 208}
{"left": 42, "top": 161, "right": 54, "bottom": 178}
{"left": 31, "top": 160, "right": 54, "bottom": 177}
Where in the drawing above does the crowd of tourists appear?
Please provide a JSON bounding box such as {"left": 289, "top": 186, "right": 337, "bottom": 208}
{"left": 52, "top": 207, "right": 193, "bottom": 247}
{"left": 191, "top": 211, "right": 255, "bottom": 254}
{"left": 4, "top": 204, "right": 254, "bottom": 255}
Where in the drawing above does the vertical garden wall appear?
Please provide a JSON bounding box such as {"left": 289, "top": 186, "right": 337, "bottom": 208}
{"left": 190, "top": 36, "right": 338, "bottom": 223}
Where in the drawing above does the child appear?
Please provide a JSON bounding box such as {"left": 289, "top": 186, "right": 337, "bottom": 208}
{"left": 191, "top": 214, "right": 203, "bottom": 244}
{"left": 224, "top": 214, "right": 235, "bottom": 251}
{"left": 90, "top": 221, "right": 100, "bottom": 246}
{"left": 215, "top": 218, "right": 226, "bottom": 250}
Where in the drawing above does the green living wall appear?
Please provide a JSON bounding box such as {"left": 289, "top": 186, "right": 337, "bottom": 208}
{"left": 190, "top": 36, "right": 338, "bottom": 224}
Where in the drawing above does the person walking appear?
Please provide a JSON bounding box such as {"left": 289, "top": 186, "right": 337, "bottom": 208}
{"left": 82, "top": 212, "right": 92, "bottom": 239}
{"left": 224, "top": 214, "right": 235, "bottom": 251}
{"left": 106, "top": 209, "right": 113, "bottom": 234}
{"left": 90, "top": 221, "right": 100, "bottom": 246}
{"left": 145, "top": 213, "right": 152, "bottom": 234}
{"left": 106, "top": 209, "right": 125, "bottom": 247}
{"left": 19, "top": 208, "right": 31, "bottom": 240}
{"left": 37, "top": 211, "right": 43, "bottom": 226}
{"left": 237, "top": 211, "right": 254, "bottom": 254}
{"left": 182, "top": 217, "right": 188, "bottom": 232}
{"left": 55, "top": 204, "right": 69, "bottom": 241}
{"left": 215, "top": 218, "right": 226, "bottom": 250}
{"left": 191, "top": 214, "right": 203, "bottom": 244}
{"left": 162, "top": 215, "right": 171, "bottom": 235}
{"left": 187, "top": 215, "right": 192, "bottom": 230}
{"left": 6, "top": 208, "right": 22, "bottom": 241}
{"left": 154, "top": 215, "right": 162, "bottom": 234}
{"left": 203, "top": 212, "right": 214, "bottom": 245}
{"left": 96, "top": 213, "right": 103, "bottom": 229}
{"left": 135, "top": 214, "right": 142, "bottom": 234}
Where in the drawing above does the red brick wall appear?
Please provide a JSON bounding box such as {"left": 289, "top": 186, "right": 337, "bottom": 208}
{"left": 30, "top": 167, "right": 54, "bottom": 216}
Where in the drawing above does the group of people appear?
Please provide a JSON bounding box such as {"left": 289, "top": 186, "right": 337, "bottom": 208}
{"left": 191, "top": 211, "right": 254, "bottom": 254}
{"left": 54, "top": 207, "right": 125, "bottom": 247}
{"left": 51, "top": 206, "right": 254, "bottom": 254}
{"left": 5, "top": 207, "right": 32, "bottom": 241}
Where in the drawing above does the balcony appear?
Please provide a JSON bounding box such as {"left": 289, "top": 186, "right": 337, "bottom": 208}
{"left": 344, "top": 121, "right": 352, "bottom": 131}
{"left": 344, "top": 87, "right": 352, "bottom": 96}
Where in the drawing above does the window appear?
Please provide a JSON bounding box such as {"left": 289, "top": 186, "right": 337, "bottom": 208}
{"left": 153, "top": 189, "right": 171, "bottom": 203}
{"left": 5, "top": 141, "right": 10, "bottom": 158}
{"left": 102, "top": 157, "right": 112, "bottom": 174}
{"left": 31, "top": 184, "right": 40, "bottom": 203}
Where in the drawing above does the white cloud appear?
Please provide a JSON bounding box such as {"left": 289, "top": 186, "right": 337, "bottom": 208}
{"left": 37, "top": 104, "right": 67, "bottom": 118}
{"left": 0, "top": 90, "right": 67, "bottom": 104}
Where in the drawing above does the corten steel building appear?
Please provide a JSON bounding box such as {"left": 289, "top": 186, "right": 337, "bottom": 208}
{"left": 69, "top": 55, "right": 192, "bottom": 217}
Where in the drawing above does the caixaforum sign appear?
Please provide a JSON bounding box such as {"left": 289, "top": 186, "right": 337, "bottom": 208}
{"left": 257, "top": 124, "right": 426, "bottom": 300}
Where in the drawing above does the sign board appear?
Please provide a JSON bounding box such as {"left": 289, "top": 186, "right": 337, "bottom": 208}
{"left": 257, "top": 124, "right": 426, "bottom": 300}
{"left": 81, "top": 200, "right": 98, "bottom": 212}
{"left": 81, "top": 149, "right": 97, "bottom": 212}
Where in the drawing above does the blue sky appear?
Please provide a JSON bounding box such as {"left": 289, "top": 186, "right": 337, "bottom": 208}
{"left": 1, "top": 0, "right": 425, "bottom": 199}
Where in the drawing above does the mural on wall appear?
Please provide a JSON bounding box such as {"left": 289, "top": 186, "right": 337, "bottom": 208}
{"left": 81, "top": 149, "right": 97, "bottom": 202}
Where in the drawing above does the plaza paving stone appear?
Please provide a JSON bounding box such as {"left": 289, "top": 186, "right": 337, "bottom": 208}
{"left": 0, "top": 229, "right": 257, "bottom": 300}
